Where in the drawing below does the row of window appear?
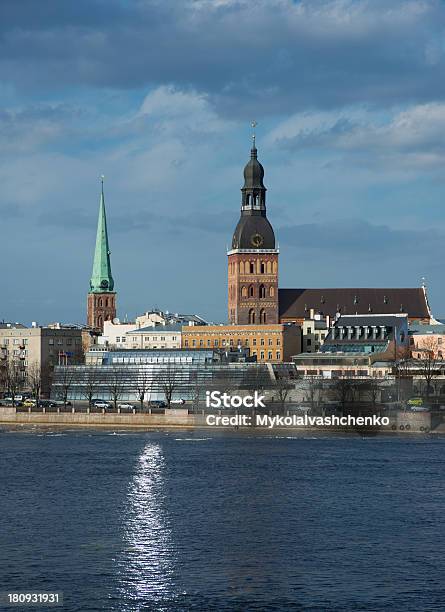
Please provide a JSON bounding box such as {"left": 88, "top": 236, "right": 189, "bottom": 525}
{"left": 253, "top": 351, "right": 281, "bottom": 361}
{"left": 95, "top": 297, "right": 114, "bottom": 308}
{"left": 116, "top": 336, "right": 177, "bottom": 343}
{"left": 184, "top": 337, "right": 281, "bottom": 348}
{"left": 229, "top": 261, "right": 277, "bottom": 275}
{"left": 242, "top": 285, "right": 275, "bottom": 298}
{"left": 2, "top": 338, "right": 80, "bottom": 346}
{"left": 248, "top": 309, "right": 267, "bottom": 324}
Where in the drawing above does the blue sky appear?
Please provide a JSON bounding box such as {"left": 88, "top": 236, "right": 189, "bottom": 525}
{"left": 1, "top": 0, "right": 445, "bottom": 324}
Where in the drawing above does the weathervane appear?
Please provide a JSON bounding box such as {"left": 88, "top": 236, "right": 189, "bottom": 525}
{"left": 251, "top": 120, "right": 257, "bottom": 147}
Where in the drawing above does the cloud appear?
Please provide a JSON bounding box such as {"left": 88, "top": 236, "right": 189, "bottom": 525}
{"left": 267, "top": 103, "right": 445, "bottom": 171}
{"left": 279, "top": 218, "right": 443, "bottom": 259}
{"left": 0, "top": 1, "right": 445, "bottom": 116}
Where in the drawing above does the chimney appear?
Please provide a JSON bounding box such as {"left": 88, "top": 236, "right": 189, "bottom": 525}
{"left": 309, "top": 308, "right": 315, "bottom": 319}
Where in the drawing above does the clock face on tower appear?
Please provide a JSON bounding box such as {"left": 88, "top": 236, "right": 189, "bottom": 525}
{"left": 101, "top": 279, "right": 109, "bottom": 289}
{"left": 251, "top": 233, "right": 264, "bottom": 248}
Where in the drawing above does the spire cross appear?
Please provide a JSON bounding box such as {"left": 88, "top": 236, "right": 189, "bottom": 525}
{"left": 251, "top": 120, "right": 257, "bottom": 148}
{"left": 100, "top": 174, "right": 105, "bottom": 194}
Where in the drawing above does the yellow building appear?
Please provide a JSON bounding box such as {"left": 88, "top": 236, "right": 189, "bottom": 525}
{"left": 181, "top": 324, "right": 300, "bottom": 363}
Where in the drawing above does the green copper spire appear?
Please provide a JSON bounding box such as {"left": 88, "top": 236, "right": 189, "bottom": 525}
{"left": 89, "top": 177, "right": 114, "bottom": 293}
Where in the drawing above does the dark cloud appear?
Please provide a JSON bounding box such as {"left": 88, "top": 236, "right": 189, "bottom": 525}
{"left": 1, "top": 1, "right": 445, "bottom": 116}
{"left": 279, "top": 219, "right": 443, "bottom": 259}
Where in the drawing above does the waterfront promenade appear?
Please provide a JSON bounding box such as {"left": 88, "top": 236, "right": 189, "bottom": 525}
{"left": 0, "top": 405, "right": 440, "bottom": 433}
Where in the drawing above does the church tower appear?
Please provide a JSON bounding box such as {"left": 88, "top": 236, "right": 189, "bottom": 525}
{"left": 87, "top": 179, "right": 116, "bottom": 330}
{"left": 228, "top": 130, "right": 279, "bottom": 325}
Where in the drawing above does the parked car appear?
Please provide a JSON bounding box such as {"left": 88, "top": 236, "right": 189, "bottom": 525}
{"left": 39, "top": 400, "right": 57, "bottom": 408}
{"left": 170, "top": 399, "right": 186, "bottom": 405}
{"left": 149, "top": 400, "right": 167, "bottom": 408}
{"left": 410, "top": 406, "right": 429, "bottom": 412}
{"left": 23, "top": 399, "right": 37, "bottom": 407}
{"left": 1, "top": 399, "right": 22, "bottom": 407}
{"left": 118, "top": 403, "right": 136, "bottom": 410}
{"left": 94, "top": 400, "right": 112, "bottom": 409}
{"left": 407, "top": 397, "right": 423, "bottom": 407}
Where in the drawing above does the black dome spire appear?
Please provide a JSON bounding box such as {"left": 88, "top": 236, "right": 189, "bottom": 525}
{"left": 230, "top": 135, "right": 275, "bottom": 251}
{"left": 243, "top": 145, "right": 265, "bottom": 189}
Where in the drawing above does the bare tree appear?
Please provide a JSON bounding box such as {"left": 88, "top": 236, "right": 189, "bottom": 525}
{"left": 81, "top": 366, "right": 101, "bottom": 409}
{"left": 305, "top": 372, "right": 323, "bottom": 414}
{"left": 156, "top": 364, "right": 180, "bottom": 408}
{"left": 416, "top": 336, "right": 443, "bottom": 399}
{"left": 55, "top": 365, "right": 77, "bottom": 407}
{"left": 27, "top": 362, "right": 42, "bottom": 406}
{"left": 107, "top": 366, "right": 126, "bottom": 410}
{"left": 331, "top": 376, "right": 356, "bottom": 415}
{"left": 135, "top": 367, "right": 152, "bottom": 411}
{"left": 5, "top": 359, "right": 24, "bottom": 406}
{"left": 273, "top": 373, "right": 293, "bottom": 413}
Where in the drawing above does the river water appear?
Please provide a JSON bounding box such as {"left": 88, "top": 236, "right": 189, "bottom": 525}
{"left": 0, "top": 429, "right": 444, "bottom": 611}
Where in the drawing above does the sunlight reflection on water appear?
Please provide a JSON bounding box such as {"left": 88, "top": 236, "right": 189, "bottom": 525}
{"left": 113, "top": 443, "right": 177, "bottom": 609}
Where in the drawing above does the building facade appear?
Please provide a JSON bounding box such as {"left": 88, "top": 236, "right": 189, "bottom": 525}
{"left": 126, "top": 324, "right": 182, "bottom": 350}
{"left": 53, "top": 348, "right": 276, "bottom": 402}
{"left": 181, "top": 323, "right": 300, "bottom": 363}
{"left": 227, "top": 139, "right": 279, "bottom": 325}
{"left": 87, "top": 181, "right": 116, "bottom": 331}
{"left": 0, "top": 323, "right": 83, "bottom": 395}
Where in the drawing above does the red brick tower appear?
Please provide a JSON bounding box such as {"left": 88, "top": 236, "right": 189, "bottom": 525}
{"left": 228, "top": 134, "right": 279, "bottom": 324}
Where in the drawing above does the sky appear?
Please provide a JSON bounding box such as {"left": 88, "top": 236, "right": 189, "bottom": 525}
{"left": 1, "top": 0, "right": 445, "bottom": 325}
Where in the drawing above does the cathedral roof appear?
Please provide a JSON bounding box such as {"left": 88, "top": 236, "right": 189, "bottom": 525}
{"left": 278, "top": 288, "right": 431, "bottom": 320}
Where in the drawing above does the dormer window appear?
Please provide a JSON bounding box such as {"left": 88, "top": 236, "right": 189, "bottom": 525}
{"left": 353, "top": 295, "right": 358, "bottom": 304}
{"left": 383, "top": 295, "right": 388, "bottom": 304}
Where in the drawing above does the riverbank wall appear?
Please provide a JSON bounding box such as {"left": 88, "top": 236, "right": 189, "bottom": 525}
{"left": 0, "top": 406, "right": 440, "bottom": 433}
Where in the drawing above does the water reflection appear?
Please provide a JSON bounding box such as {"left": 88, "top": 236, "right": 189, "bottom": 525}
{"left": 113, "top": 443, "right": 176, "bottom": 609}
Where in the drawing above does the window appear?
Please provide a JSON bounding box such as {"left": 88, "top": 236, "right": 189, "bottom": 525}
{"left": 250, "top": 262, "right": 255, "bottom": 273}
{"left": 241, "top": 286, "right": 248, "bottom": 297}
{"left": 66, "top": 338, "right": 72, "bottom": 345}
{"left": 192, "top": 340, "right": 196, "bottom": 347}
{"left": 49, "top": 339, "right": 54, "bottom": 345}
{"left": 199, "top": 340, "right": 204, "bottom": 347}
{"left": 260, "top": 262, "right": 265, "bottom": 274}
{"left": 207, "top": 340, "right": 211, "bottom": 347}
{"left": 260, "top": 338, "right": 265, "bottom": 346}
{"left": 245, "top": 339, "right": 249, "bottom": 346}
{"left": 214, "top": 340, "right": 219, "bottom": 347}
{"left": 253, "top": 339, "right": 257, "bottom": 346}
{"left": 3, "top": 339, "right": 8, "bottom": 346}
{"left": 222, "top": 339, "right": 226, "bottom": 346}
{"left": 276, "top": 339, "right": 281, "bottom": 346}
{"left": 268, "top": 351, "right": 273, "bottom": 360}
{"left": 160, "top": 337, "right": 165, "bottom": 341}
{"left": 75, "top": 339, "right": 81, "bottom": 345}
{"left": 23, "top": 339, "right": 28, "bottom": 345}
{"left": 260, "top": 351, "right": 265, "bottom": 360}
{"left": 268, "top": 339, "right": 273, "bottom": 346}
{"left": 269, "top": 286, "right": 275, "bottom": 297}
{"left": 276, "top": 351, "right": 281, "bottom": 360}
{"left": 229, "top": 339, "right": 234, "bottom": 346}
{"left": 13, "top": 339, "right": 19, "bottom": 345}
{"left": 248, "top": 309, "right": 255, "bottom": 324}
{"left": 116, "top": 337, "right": 121, "bottom": 343}
{"left": 259, "top": 284, "right": 266, "bottom": 298}
{"left": 307, "top": 339, "right": 312, "bottom": 346}
{"left": 121, "top": 337, "right": 126, "bottom": 343}
{"left": 57, "top": 339, "right": 63, "bottom": 345}
{"left": 172, "top": 336, "right": 177, "bottom": 341}
{"left": 307, "top": 327, "right": 312, "bottom": 334}
{"left": 259, "top": 309, "right": 266, "bottom": 324}
{"left": 185, "top": 340, "right": 189, "bottom": 347}
{"left": 249, "top": 285, "right": 255, "bottom": 297}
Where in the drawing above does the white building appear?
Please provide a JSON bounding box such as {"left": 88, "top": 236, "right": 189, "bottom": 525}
{"left": 126, "top": 324, "right": 183, "bottom": 350}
